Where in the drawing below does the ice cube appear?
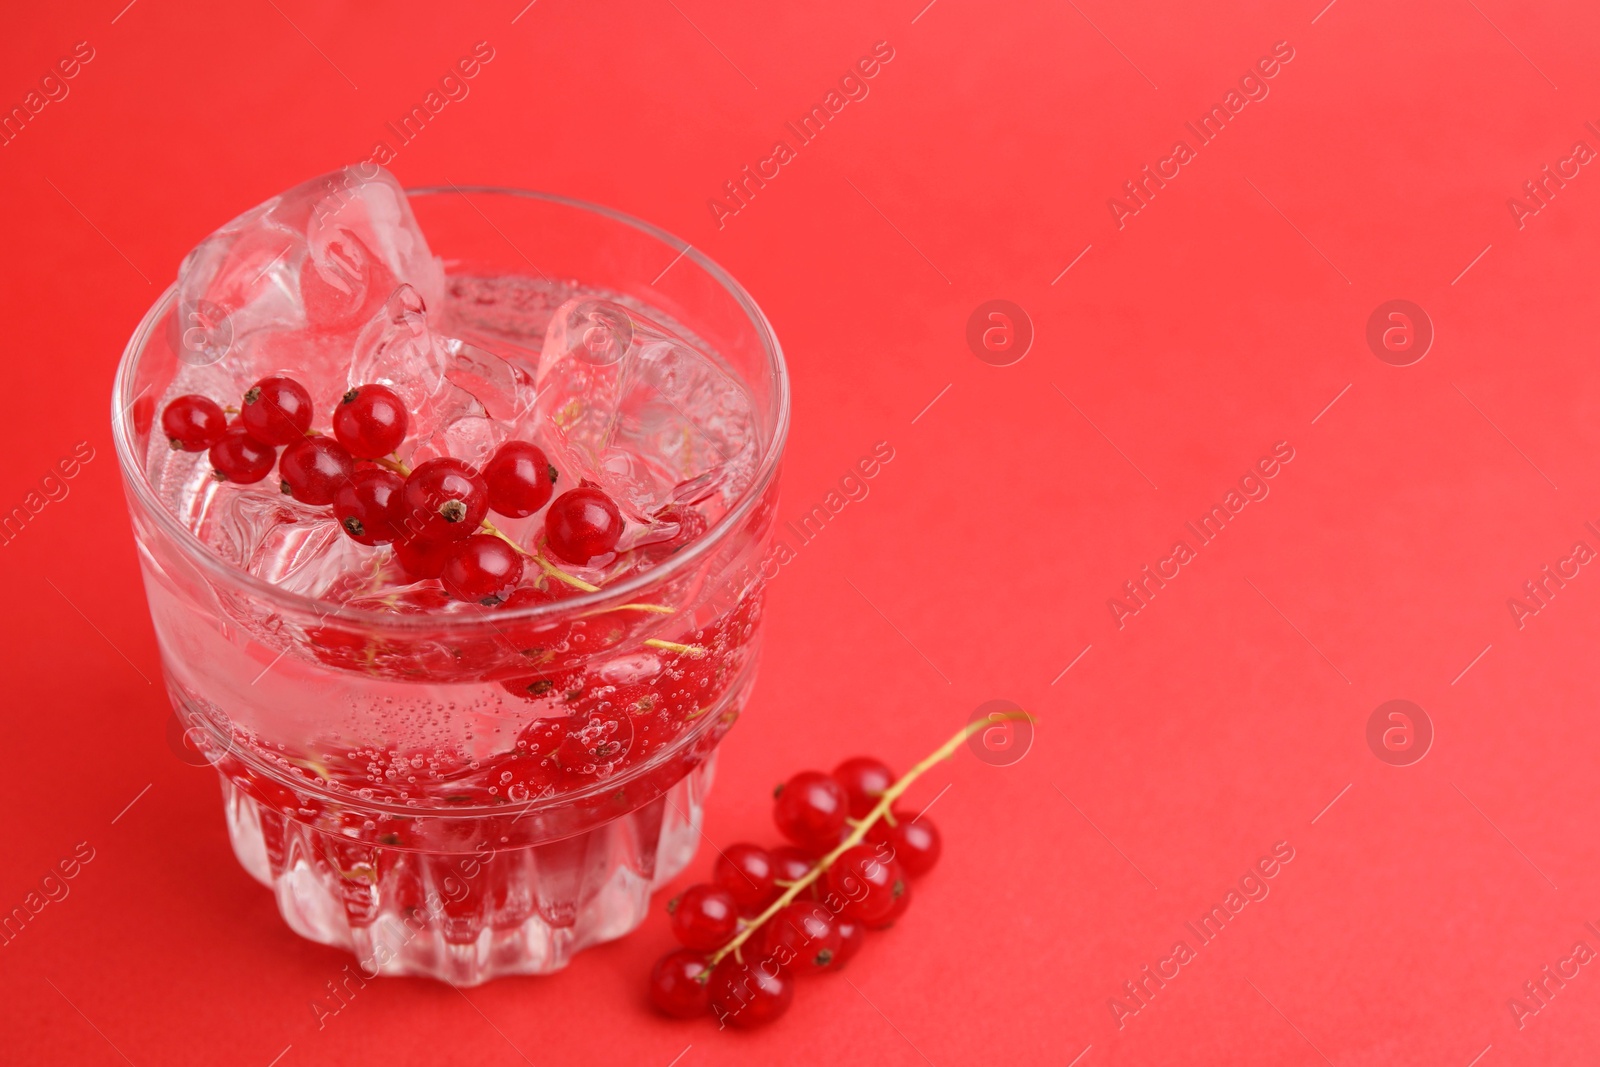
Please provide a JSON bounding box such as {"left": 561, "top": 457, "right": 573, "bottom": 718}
{"left": 346, "top": 286, "right": 537, "bottom": 469}
{"left": 173, "top": 165, "right": 443, "bottom": 366}
{"left": 347, "top": 284, "right": 451, "bottom": 411}
{"left": 533, "top": 298, "right": 757, "bottom": 523}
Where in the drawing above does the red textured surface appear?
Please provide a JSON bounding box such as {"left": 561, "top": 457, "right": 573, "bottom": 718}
{"left": 4, "top": 1, "right": 1600, "bottom": 1063}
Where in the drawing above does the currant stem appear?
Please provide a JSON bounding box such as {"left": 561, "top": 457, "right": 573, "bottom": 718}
{"left": 470, "top": 520, "right": 595, "bottom": 593}
{"left": 704, "top": 711, "right": 1035, "bottom": 967}
{"left": 373, "top": 456, "right": 411, "bottom": 476}
{"left": 528, "top": 542, "right": 601, "bottom": 593}
{"left": 642, "top": 639, "right": 706, "bottom": 657}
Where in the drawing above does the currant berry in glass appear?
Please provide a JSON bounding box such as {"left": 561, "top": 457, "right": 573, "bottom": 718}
{"left": 113, "top": 169, "right": 788, "bottom": 984}
{"left": 439, "top": 534, "right": 523, "bottom": 605}
{"left": 484, "top": 440, "right": 557, "bottom": 518}
{"left": 239, "top": 375, "right": 313, "bottom": 445}
{"left": 544, "top": 486, "right": 624, "bottom": 563}
{"left": 401, "top": 457, "right": 488, "bottom": 542}
{"left": 162, "top": 394, "right": 227, "bottom": 451}
{"left": 333, "top": 384, "right": 408, "bottom": 459}
{"left": 333, "top": 469, "right": 404, "bottom": 546}
{"left": 393, "top": 532, "right": 454, "bottom": 579}
{"left": 277, "top": 436, "right": 355, "bottom": 505}
{"left": 208, "top": 425, "right": 275, "bottom": 484}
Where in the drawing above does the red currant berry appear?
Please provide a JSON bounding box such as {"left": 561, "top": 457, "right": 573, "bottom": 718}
{"left": 832, "top": 756, "right": 894, "bottom": 819}
{"left": 499, "top": 662, "right": 584, "bottom": 704}
{"left": 708, "top": 956, "right": 794, "bottom": 1029}
{"left": 668, "top": 883, "right": 739, "bottom": 952}
{"left": 240, "top": 375, "right": 313, "bottom": 445}
{"left": 439, "top": 534, "right": 524, "bottom": 605}
{"left": 209, "top": 425, "right": 276, "bottom": 484}
{"left": 768, "top": 846, "right": 817, "bottom": 887}
{"left": 868, "top": 870, "right": 912, "bottom": 929}
{"left": 713, "top": 843, "right": 778, "bottom": 911}
{"left": 483, "top": 440, "right": 558, "bottom": 518}
{"left": 832, "top": 916, "right": 865, "bottom": 968}
{"left": 277, "top": 436, "right": 355, "bottom": 505}
{"left": 873, "top": 814, "right": 941, "bottom": 877}
{"left": 333, "top": 384, "right": 409, "bottom": 459}
{"left": 554, "top": 713, "right": 632, "bottom": 775}
{"left": 773, "top": 770, "right": 849, "bottom": 850}
{"left": 161, "top": 394, "right": 227, "bottom": 451}
{"left": 544, "top": 486, "right": 624, "bottom": 564}
{"left": 826, "top": 845, "right": 907, "bottom": 926}
{"left": 648, "top": 949, "right": 713, "bottom": 1019}
{"left": 333, "top": 469, "right": 404, "bottom": 545}
{"left": 394, "top": 534, "right": 455, "bottom": 579}
{"left": 400, "top": 458, "right": 488, "bottom": 542}
{"left": 759, "top": 902, "right": 840, "bottom": 974}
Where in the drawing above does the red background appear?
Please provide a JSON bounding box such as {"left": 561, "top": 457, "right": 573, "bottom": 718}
{"left": 4, "top": 1, "right": 1600, "bottom": 1063}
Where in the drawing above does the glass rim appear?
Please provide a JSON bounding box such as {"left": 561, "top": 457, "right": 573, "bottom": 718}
{"left": 110, "top": 184, "right": 790, "bottom": 630}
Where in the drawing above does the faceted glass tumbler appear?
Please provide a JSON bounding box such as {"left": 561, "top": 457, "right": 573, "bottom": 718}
{"left": 111, "top": 188, "right": 788, "bottom": 985}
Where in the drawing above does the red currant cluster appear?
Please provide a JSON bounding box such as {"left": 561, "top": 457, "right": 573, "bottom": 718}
{"left": 649, "top": 754, "right": 945, "bottom": 1029}
{"left": 161, "top": 375, "right": 628, "bottom": 604}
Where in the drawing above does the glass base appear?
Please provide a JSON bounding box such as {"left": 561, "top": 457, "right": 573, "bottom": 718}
{"left": 221, "top": 756, "right": 714, "bottom": 985}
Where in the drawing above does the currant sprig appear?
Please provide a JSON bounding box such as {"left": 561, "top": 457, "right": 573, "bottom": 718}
{"left": 649, "top": 711, "right": 1034, "bottom": 1027}
{"left": 161, "top": 375, "right": 686, "bottom": 617}
{"left": 711, "top": 712, "right": 1030, "bottom": 967}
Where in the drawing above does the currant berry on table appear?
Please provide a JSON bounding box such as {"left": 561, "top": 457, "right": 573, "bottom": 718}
{"left": 832, "top": 916, "right": 865, "bottom": 968}
{"left": 668, "top": 884, "right": 739, "bottom": 952}
{"left": 827, "top": 845, "right": 908, "bottom": 927}
{"left": 712, "top": 843, "right": 777, "bottom": 911}
{"left": 767, "top": 846, "right": 817, "bottom": 888}
{"left": 872, "top": 812, "right": 942, "bottom": 878}
{"left": 707, "top": 956, "right": 794, "bottom": 1030}
{"left": 773, "top": 770, "right": 849, "bottom": 851}
{"left": 832, "top": 756, "right": 894, "bottom": 818}
{"left": 758, "top": 901, "right": 840, "bottom": 974}
{"left": 649, "top": 949, "right": 713, "bottom": 1019}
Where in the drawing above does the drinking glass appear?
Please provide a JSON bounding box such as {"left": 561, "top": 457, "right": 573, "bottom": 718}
{"left": 111, "top": 188, "right": 788, "bottom": 984}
